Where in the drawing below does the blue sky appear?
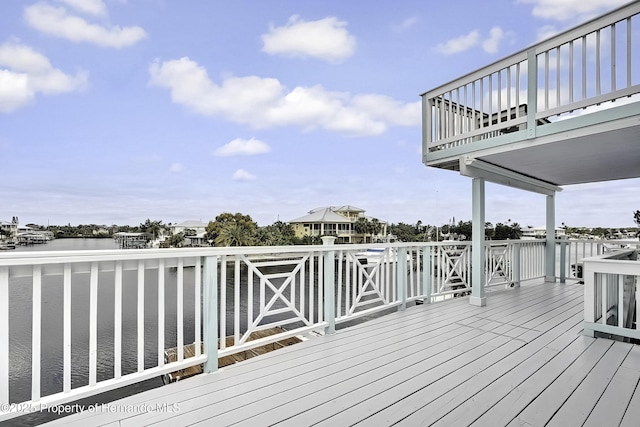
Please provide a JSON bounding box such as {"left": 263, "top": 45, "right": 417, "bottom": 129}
{"left": 1, "top": 0, "right": 638, "bottom": 228}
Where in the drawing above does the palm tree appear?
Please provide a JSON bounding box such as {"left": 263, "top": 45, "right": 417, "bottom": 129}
{"left": 140, "top": 219, "right": 165, "bottom": 242}
{"left": 353, "top": 217, "right": 371, "bottom": 243}
{"left": 215, "top": 223, "right": 254, "bottom": 247}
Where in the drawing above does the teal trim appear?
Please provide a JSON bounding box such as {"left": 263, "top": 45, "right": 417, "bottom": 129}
{"left": 423, "top": 247, "right": 431, "bottom": 304}
{"left": 512, "top": 243, "right": 521, "bottom": 288}
{"left": 322, "top": 237, "right": 336, "bottom": 335}
{"left": 397, "top": 249, "right": 407, "bottom": 312}
{"left": 471, "top": 178, "right": 486, "bottom": 306}
{"left": 545, "top": 195, "right": 556, "bottom": 281}
{"left": 203, "top": 256, "right": 219, "bottom": 374}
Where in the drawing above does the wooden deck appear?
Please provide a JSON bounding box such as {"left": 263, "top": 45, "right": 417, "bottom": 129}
{"left": 44, "top": 280, "right": 640, "bottom": 426}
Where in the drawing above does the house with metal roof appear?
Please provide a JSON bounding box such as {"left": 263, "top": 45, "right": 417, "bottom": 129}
{"left": 288, "top": 206, "right": 388, "bottom": 243}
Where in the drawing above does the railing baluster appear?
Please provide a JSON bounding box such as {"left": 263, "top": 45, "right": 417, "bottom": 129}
{"left": 334, "top": 251, "right": 340, "bottom": 320}
{"left": 300, "top": 255, "right": 306, "bottom": 321}
{"left": 611, "top": 24, "right": 616, "bottom": 91}
{"left": 480, "top": 78, "right": 484, "bottom": 129}
{"left": 556, "top": 47, "right": 561, "bottom": 108}
{"left": 194, "top": 257, "right": 201, "bottom": 357}
{"left": 63, "top": 264, "right": 71, "bottom": 392}
{"left": 137, "top": 260, "right": 144, "bottom": 373}
{"left": 114, "top": 261, "right": 122, "bottom": 379}
{"left": 627, "top": 17, "right": 632, "bottom": 88}
{"left": 177, "top": 258, "right": 184, "bottom": 362}
{"left": 158, "top": 259, "right": 165, "bottom": 367}
{"left": 89, "top": 262, "right": 98, "bottom": 386}
{"left": 596, "top": 29, "right": 601, "bottom": 96}
{"left": 234, "top": 257, "right": 240, "bottom": 345}
{"left": 0, "top": 266, "right": 9, "bottom": 405}
{"left": 318, "top": 253, "right": 324, "bottom": 322}
{"left": 515, "top": 63, "right": 521, "bottom": 117}
{"left": 497, "top": 70, "right": 502, "bottom": 120}
{"left": 582, "top": 36, "right": 587, "bottom": 99}
{"left": 569, "top": 41, "right": 574, "bottom": 103}
{"left": 248, "top": 262, "right": 253, "bottom": 335}
{"left": 32, "top": 265, "right": 41, "bottom": 402}
{"left": 544, "top": 50, "right": 549, "bottom": 110}
{"left": 617, "top": 275, "right": 623, "bottom": 327}
{"left": 220, "top": 255, "right": 226, "bottom": 350}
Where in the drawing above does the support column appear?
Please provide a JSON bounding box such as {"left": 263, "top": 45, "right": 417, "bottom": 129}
{"left": 470, "top": 178, "right": 486, "bottom": 306}
{"left": 545, "top": 193, "right": 556, "bottom": 282}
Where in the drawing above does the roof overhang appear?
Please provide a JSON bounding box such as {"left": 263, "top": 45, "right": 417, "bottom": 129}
{"left": 460, "top": 157, "right": 562, "bottom": 196}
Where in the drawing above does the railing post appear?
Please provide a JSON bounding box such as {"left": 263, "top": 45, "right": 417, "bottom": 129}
{"left": 512, "top": 242, "right": 521, "bottom": 288}
{"left": 560, "top": 239, "right": 567, "bottom": 283}
{"left": 583, "top": 261, "right": 596, "bottom": 337}
{"left": 0, "top": 267, "right": 8, "bottom": 406}
{"left": 322, "top": 236, "right": 336, "bottom": 335}
{"left": 203, "top": 255, "right": 219, "bottom": 374}
{"left": 423, "top": 246, "right": 431, "bottom": 304}
{"left": 396, "top": 248, "right": 407, "bottom": 311}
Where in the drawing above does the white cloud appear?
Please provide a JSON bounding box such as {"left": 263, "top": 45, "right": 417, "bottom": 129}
{"left": 261, "top": 16, "right": 356, "bottom": 62}
{"left": 393, "top": 16, "right": 420, "bottom": 32}
{"left": 436, "top": 30, "right": 480, "bottom": 55}
{"left": 170, "top": 162, "right": 183, "bottom": 172}
{"left": 518, "top": 0, "right": 629, "bottom": 22}
{"left": 214, "top": 138, "right": 271, "bottom": 157}
{"left": 0, "top": 42, "right": 87, "bottom": 113}
{"left": 148, "top": 57, "right": 420, "bottom": 136}
{"left": 24, "top": 2, "right": 147, "bottom": 48}
{"left": 57, "top": 0, "right": 107, "bottom": 16}
{"left": 482, "top": 27, "right": 504, "bottom": 54}
{"left": 233, "top": 169, "right": 256, "bottom": 181}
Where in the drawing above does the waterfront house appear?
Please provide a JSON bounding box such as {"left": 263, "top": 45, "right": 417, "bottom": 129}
{"left": 521, "top": 226, "right": 567, "bottom": 240}
{"left": 0, "top": 218, "right": 18, "bottom": 240}
{"left": 169, "top": 220, "right": 209, "bottom": 246}
{"left": 288, "top": 205, "right": 388, "bottom": 243}
{"left": 169, "top": 220, "right": 208, "bottom": 236}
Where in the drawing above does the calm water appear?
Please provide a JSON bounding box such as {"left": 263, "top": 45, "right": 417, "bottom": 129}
{"left": 7, "top": 239, "right": 198, "bottom": 425}
{"left": 6, "top": 238, "right": 324, "bottom": 426}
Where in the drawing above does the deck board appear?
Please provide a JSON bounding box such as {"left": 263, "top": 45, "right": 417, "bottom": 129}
{"left": 41, "top": 280, "right": 640, "bottom": 427}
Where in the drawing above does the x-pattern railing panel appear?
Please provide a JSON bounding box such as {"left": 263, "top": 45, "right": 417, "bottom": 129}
{"left": 238, "top": 254, "right": 313, "bottom": 345}
{"left": 339, "top": 250, "right": 391, "bottom": 317}
{"left": 486, "top": 244, "right": 511, "bottom": 286}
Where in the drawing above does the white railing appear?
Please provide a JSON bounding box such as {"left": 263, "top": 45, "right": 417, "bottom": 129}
{"left": 423, "top": 2, "right": 640, "bottom": 154}
{"left": 557, "top": 238, "right": 640, "bottom": 279}
{"left": 0, "top": 239, "right": 548, "bottom": 420}
{"left": 583, "top": 249, "right": 639, "bottom": 340}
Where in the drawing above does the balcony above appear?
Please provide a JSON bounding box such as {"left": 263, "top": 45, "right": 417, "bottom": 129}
{"left": 422, "top": 1, "right": 640, "bottom": 192}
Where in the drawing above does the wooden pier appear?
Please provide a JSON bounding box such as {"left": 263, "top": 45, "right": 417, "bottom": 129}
{"left": 163, "top": 327, "right": 303, "bottom": 383}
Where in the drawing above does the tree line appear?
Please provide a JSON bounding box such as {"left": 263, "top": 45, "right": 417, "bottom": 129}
{"left": 19, "top": 211, "right": 640, "bottom": 247}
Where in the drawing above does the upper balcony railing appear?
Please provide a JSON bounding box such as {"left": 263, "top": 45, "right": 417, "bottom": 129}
{"left": 422, "top": 2, "right": 640, "bottom": 160}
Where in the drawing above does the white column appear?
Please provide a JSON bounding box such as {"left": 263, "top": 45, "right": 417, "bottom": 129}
{"left": 470, "top": 178, "right": 486, "bottom": 306}
{"left": 545, "top": 193, "right": 556, "bottom": 282}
